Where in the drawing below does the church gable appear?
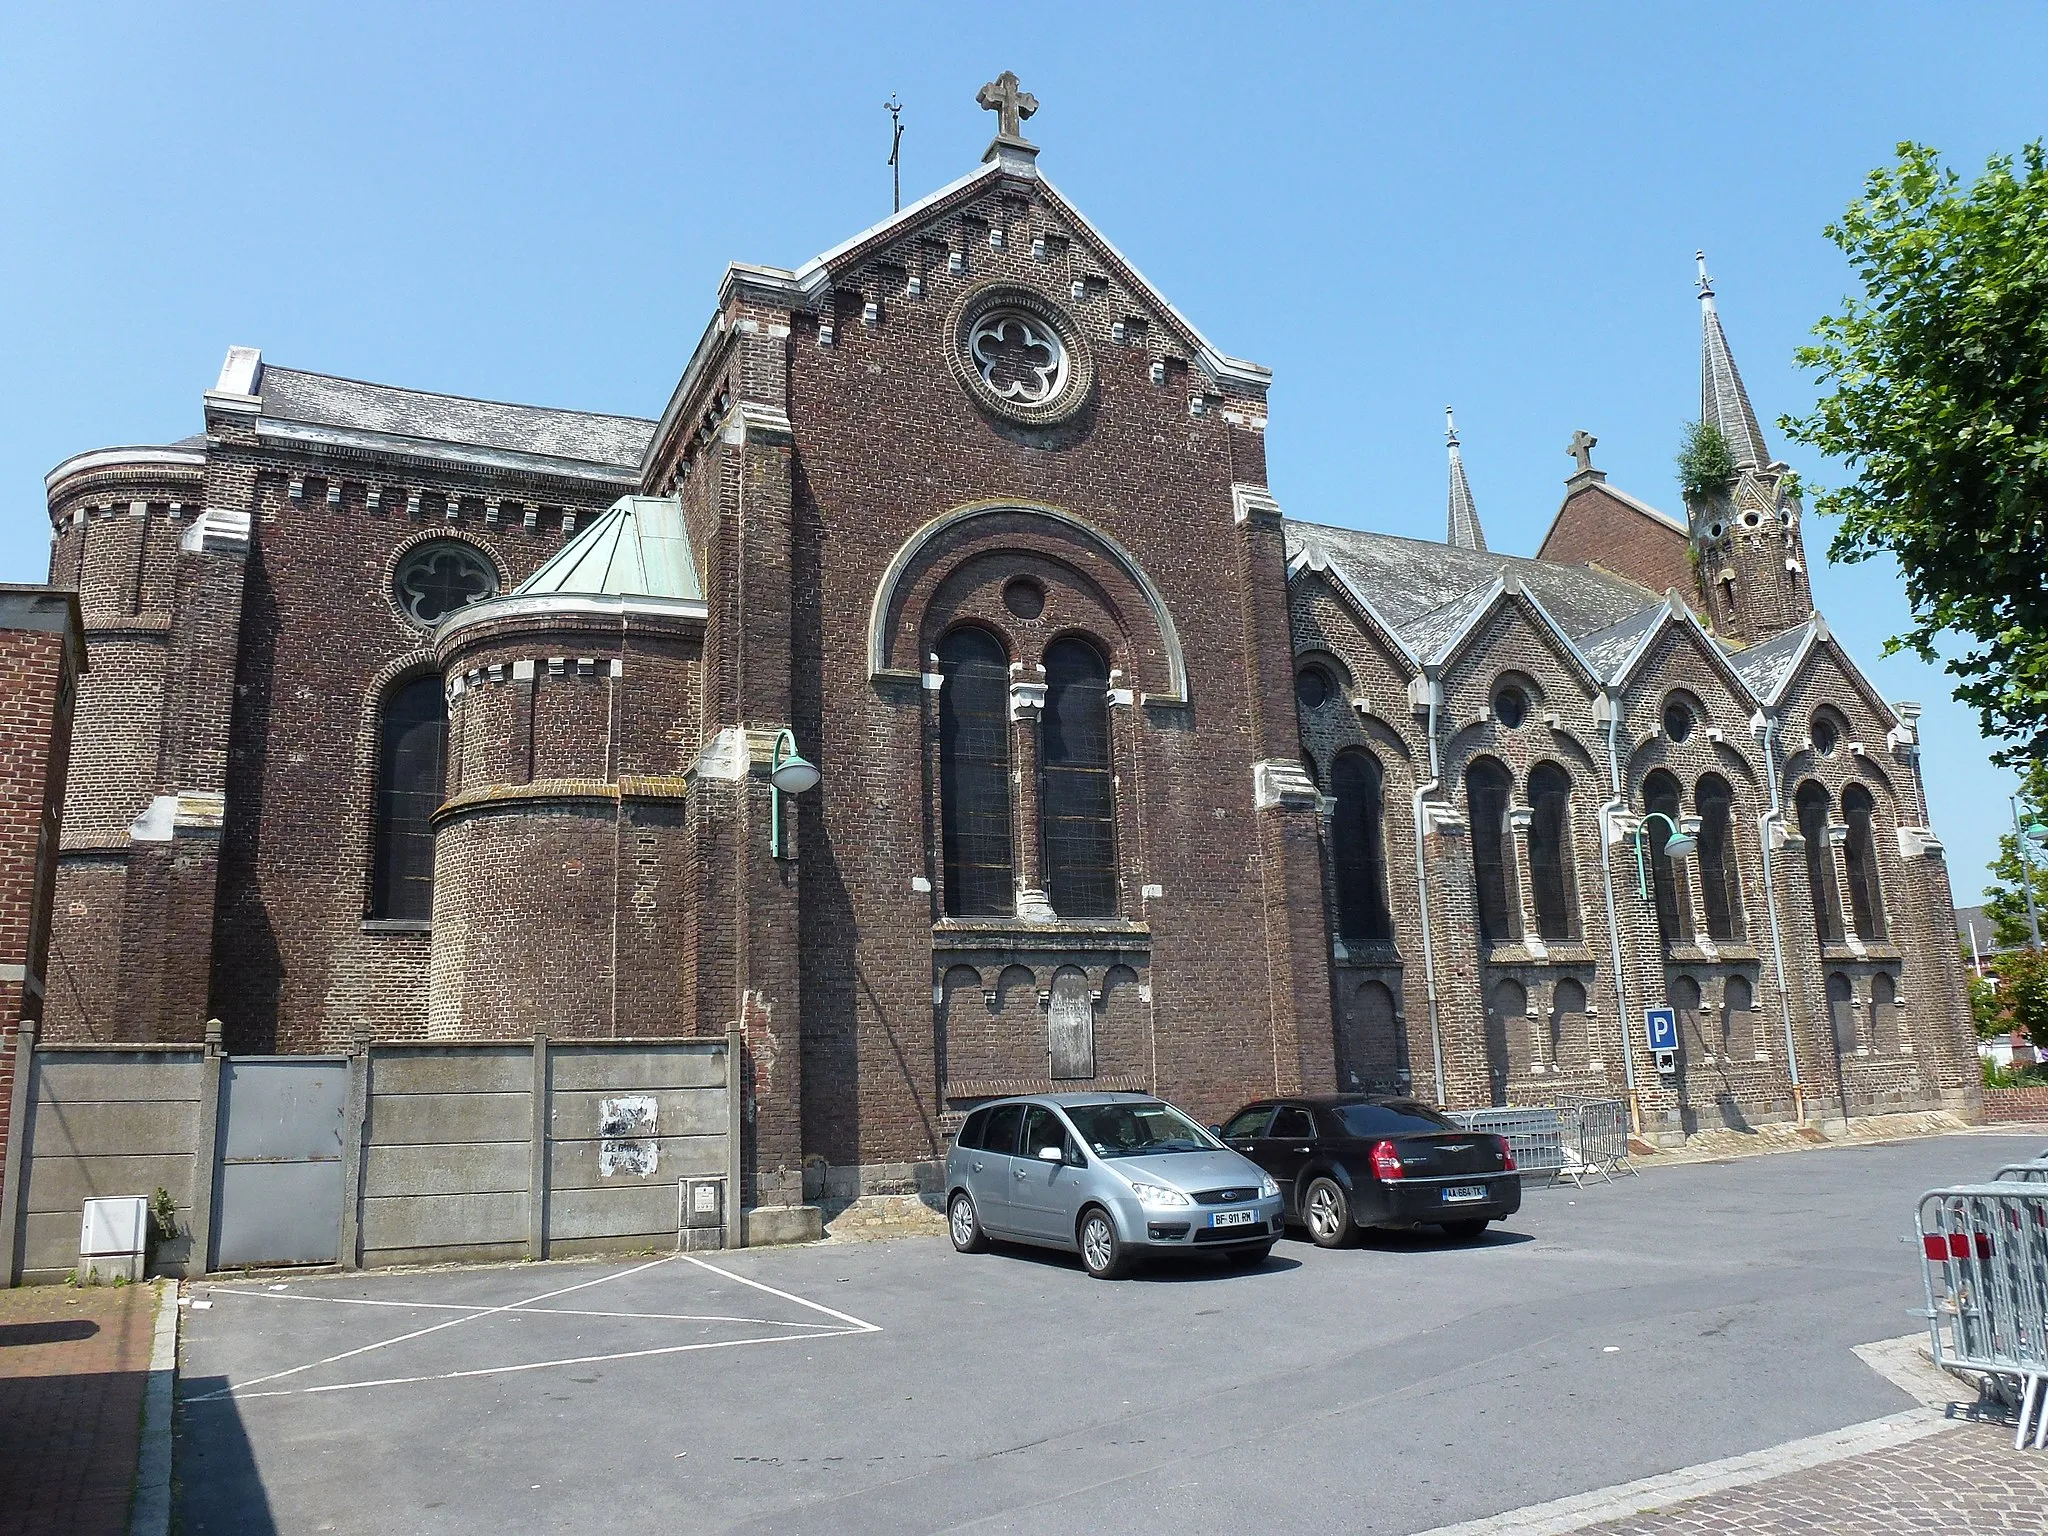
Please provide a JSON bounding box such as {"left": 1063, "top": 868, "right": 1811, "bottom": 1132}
{"left": 1537, "top": 478, "right": 1694, "bottom": 598}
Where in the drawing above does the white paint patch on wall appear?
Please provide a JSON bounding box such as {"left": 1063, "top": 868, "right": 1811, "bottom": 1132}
{"left": 599, "top": 1096, "right": 658, "bottom": 1177}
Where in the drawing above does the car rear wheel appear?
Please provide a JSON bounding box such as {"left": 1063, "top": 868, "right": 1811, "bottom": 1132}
{"left": 948, "top": 1192, "right": 989, "bottom": 1253}
{"left": 1302, "top": 1177, "right": 1356, "bottom": 1249}
{"left": 1078, "top": 1208, "right": 1129, "bottom": 1279}
{"left": 1441, "top": 1218, "right": 1490, "bottom": 1242}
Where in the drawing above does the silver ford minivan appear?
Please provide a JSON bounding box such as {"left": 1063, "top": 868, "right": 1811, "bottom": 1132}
{"left": 944, "top": 1093, "right": 1284, "bottom": 1278}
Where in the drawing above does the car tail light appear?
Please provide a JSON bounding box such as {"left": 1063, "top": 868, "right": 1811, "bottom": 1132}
{"left": 1369, "top": 1140, "right": 1404, "bottom": 1180}
{"left": 1494, "top": 1135, "right": 1516, "bottom": 1172}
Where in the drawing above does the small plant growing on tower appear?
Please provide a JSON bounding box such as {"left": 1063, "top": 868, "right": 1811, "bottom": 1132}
{"left": 1677, "top": 421, "right": 1737, "bottom": 499}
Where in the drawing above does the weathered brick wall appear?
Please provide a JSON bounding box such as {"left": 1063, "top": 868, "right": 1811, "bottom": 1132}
{"left": 0, "top": 591, "right": 84, "bottom": 1211}
{"left": 1538, "top": 481, "right": 1694, "bottom": 597}
{"left": 1982, "top": 1085, "right": 2048, "bottom": 1123}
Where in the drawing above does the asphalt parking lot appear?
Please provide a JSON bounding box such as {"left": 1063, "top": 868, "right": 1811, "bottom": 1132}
{"left": 173, "top": 1130, "right": 2043, "bottom": 1535}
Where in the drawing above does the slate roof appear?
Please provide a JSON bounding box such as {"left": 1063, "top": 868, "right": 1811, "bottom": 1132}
{"left": 1288, "top": 521, "right": 1659, "bottom": 648}
{"left": 1723, "top": 621, "right": 1812, "bottom": 703}
{"left": 513, "top": 496, "right": 701, "bottom": 602}
{"left": 1575, "top": 605, "right": 1669, "bottom": 680}
{"left": 259, "top": 367, "right": 655, "bottom": 469}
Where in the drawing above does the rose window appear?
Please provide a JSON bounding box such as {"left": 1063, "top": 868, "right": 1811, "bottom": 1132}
{"left": 394, "top": 541, "right": 499, "bottom": 625}
{"left": 969, "top": 311, "right": 1068, "bottom": 405}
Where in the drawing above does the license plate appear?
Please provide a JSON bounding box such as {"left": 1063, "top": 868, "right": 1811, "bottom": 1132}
{"left": 1210, "top": 1208, "right": 1257, "bottom": 1228}
{"left": 1442, "top": 1185, "right": 1488, "bottom": 1203}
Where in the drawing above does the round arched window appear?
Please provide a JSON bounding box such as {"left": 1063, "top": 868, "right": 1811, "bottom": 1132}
{"left": 1663, "top": 698, "right": 1695, "bottom": 743}
{"left": 1295, "top": 666, "right": 1332, "bottom": 711}
{"left": 1811, "top": 713, "right": 1841, "bottom": 757}
{"left": 969, "top": 311, "right": 1069, "bottom": 406}
{"left": 1492, "top": 684, "right": 1529, "bottom": 729}
{"left": 394, "top": 541, "right": 499, "bottom": 626}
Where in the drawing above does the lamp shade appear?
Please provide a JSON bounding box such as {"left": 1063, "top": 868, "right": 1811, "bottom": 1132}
{"left": 1663, "top": 834, "right": 1697, "bottom": 858}
{"left": 770, "top": 752, "right": 821, "bottom": 795}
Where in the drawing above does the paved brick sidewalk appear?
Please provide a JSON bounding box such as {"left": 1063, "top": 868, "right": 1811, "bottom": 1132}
{"left": 0, "top": 1282, "right": 159, "bottom": 1536}
{"left": 1582, "top": 1418, "right": 2048, "bottom": 1534}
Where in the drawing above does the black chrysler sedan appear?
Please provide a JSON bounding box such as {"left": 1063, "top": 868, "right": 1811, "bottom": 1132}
{"left": 1215, "top": 1095, "right": 1520, "bottom": 1247}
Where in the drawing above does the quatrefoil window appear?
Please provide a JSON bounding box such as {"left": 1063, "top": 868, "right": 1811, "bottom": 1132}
{"left": 969, "top": 310, "right": 1068, "bottom": 405}
{"left": 394, "top": 541, "right": 499, "bottom": 626}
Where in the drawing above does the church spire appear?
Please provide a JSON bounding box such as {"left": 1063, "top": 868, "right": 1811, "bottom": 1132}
{"left": 1696, "top": 251, "right": 1771, "bottom": 470}
{"left": 1444, "top": 407, "right": 1487, "bottom": 551}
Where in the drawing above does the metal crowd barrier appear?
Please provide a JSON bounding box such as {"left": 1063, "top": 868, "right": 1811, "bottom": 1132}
{"left": 1917, "top": 1183, "right": 2048, "bottom": 1449}
{"left": 1996, "top": 1160, "right": 2048, "bottom": 1185}
{"left": 1448, "top": 1100, "right": 1634, "bottom": 1187}
{"left": 1445, "top": 1108, "right": 1568, "bottom": 1181}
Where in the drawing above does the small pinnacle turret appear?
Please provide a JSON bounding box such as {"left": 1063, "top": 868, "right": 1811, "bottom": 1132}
{"left": 1444, "top": 407, "right": 1487, "bottom": 552}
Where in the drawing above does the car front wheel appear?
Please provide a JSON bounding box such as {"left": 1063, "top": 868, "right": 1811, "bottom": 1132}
{"left": 1302, "top": 1177, "right": 1356, "bottom": 1249}
{"left": 1078, "top": 1208, "right": 1130, "bottom": 1279}
{"left": 948, "top": 1192, "right": 989, "bottom": 1253}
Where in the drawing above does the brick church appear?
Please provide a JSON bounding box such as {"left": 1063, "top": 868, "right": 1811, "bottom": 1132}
{"left": 34, "top": 77, "right": 1977, "bottom": 1234}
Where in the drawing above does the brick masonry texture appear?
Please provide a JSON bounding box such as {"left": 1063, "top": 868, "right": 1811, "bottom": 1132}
{"left": 1577, "top": 1419, "right": 2048, "bottom": 1534}
{"left": 0, "top": 590, "right": 82, "bottom": 1215}
{"left": 1982, "top": 1085, "right": 2048, "bottom": 1122}
{"left": 29, "top": 133, "right": 1979, "bottom": 1216}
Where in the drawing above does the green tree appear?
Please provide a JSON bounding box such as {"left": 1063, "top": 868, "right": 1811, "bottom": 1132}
{"left": 1982, "top": 947, "right": 2048, "bottom": 1050}
{"left": 1782, "top": 142, "right": 2048, "bottom": 763}
{"left": 1986, "top": 758, "right": 2048, "bottom": 950}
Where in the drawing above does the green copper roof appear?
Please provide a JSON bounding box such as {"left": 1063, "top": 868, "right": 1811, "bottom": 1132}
{"left": 512, "top": 495, "right": 700, "bottom": 602}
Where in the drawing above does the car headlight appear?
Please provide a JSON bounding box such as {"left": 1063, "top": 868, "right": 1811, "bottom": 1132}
{"left": 1127, "top": 1181, "right": 1192, "bottom": 1209}
{"left": 1258, "top": 1175, "right": 1280, "bottom": 1200}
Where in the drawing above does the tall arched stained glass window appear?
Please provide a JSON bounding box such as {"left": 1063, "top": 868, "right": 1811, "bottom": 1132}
{"left": 1644, "top": 770, "right": 1690, "bottom": 949}
{"left": 1696, "top": 774, "right": 1744, "bottom": 942}
{"left": 1527, "top": 762, "right": 1579, "bottom": 941}
{"left": 1041, "top": 636, "right": 1117, "bottom": 918}
{"left": 938, "top": 627, "right": 1015, "bottom": 917}
{"left": 1841, "top": 783, "right": 1887, "bottom": 941}
{"left": 1467, "top": 757, "right": 1518, "bottom": 947}
{"left": 1331, "top": 749, "right": 1393, "bottom": 945}
{"left": 371, "top": 675, "right": 448, "bottom": 921}
{"left": 1796, "top": 781, "right": 1842, "bottom": 943}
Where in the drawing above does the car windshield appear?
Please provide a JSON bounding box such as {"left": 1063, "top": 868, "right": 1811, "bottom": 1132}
{"left": 1064, "top": 1101, "right": 1220, "bottom": 1158}
{"left": 1333, "top": 1099, "right": 1460, "bottom": 1138}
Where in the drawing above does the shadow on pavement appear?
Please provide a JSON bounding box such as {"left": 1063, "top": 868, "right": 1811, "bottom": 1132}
{"left": 0, "top": 1319, "right": 100, "bottom": 1347}
{"left": 175, "top": 1377, "right": 279, "bottom": 1536}
{"left": 979, "top": 1242, "right": 1305, "bottom": 1281}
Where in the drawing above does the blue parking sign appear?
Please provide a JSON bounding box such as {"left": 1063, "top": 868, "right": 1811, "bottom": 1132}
{"left": 1645, "top": 1006, "right": 1679, "bottom": 1052}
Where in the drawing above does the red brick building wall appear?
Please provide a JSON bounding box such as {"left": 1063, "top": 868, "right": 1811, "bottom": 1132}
{"left": 0, "top": 588, "right": 85, "bottom": 1210}
{"left": 1539, "top": 477, "right": 1696, "bottom": 598}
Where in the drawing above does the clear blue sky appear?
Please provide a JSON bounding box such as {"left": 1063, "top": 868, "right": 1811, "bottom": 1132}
{"left": 3, "top": 3, "right": 2041, "bottom": 900}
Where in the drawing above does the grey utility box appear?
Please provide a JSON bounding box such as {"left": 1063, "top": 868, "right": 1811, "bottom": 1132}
{"left": 682, "top": 1177, "right": 724, "bottom": 1250}
{"left": 79, "top": 1196, "right": 149, "bottom": 1284}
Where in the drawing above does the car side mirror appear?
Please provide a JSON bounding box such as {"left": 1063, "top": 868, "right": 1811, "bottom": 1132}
{"left": 1209, "top": 1126, "right": 1224, "bottom": 1138}
{"left": 1036, "top": 1145, "right": 1064, "bottom": 1163}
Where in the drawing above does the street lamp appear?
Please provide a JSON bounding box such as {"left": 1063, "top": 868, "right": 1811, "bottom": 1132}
{"left": 768, "top": 729, "right": 820, "bottom": 860}
{"left": 1632, "top": 811, "right": 1694, "bottom": 899}
{"left": 2013, "top": 796, "right": 2046, "bottom": 953}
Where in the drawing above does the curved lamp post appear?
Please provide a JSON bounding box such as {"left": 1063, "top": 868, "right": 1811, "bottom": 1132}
{"left": 2014, "top": 796, "right": 2046, "bottom": 953}
{"left": 1632, "top": 810, "right": 1696, "bottom": 900}
{"left": 768, "top": 729, "right": 821, "bottom": 860}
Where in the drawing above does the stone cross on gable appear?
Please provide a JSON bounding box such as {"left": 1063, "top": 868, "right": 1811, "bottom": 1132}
{"left": 977, "top": 71, "right": 1038, "bottom": 141}
{"left": 1567, "top": 429, "right": 1598, "bottom": 473}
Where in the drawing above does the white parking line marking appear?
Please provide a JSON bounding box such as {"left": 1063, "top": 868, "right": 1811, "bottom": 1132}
{"left": 676, "top": 1253, "right": 883, "bottom": 1332}
{"left": 188, "top": 1253, "right": 883, "bottom": 1402}
{"left": 224, "top": 1327, "right": 871, "bottom": 1400}
{"left": 213, "top": 1291, "right": 846, "bottom": 1330}
{"left": 186, "top": 1255, "right": 679, "bottom": 1402}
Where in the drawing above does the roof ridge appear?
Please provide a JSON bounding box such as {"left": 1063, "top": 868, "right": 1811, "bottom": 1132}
{"left": 261, "top": 365, "right": 657, "bottom": 426}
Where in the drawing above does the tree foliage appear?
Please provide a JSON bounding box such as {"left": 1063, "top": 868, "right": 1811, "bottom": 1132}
{"left": 1986, "top": 758, "right": 2048, "bottom": 949}
{"left": 1676, "top": 420, "right": 1736, "bottom": 500}
{"left": 1782, "top": 141, "right": 2048, "bottom": 763}
{"left": 1979, "top": 946, "right": 2048, "bottom": 1050}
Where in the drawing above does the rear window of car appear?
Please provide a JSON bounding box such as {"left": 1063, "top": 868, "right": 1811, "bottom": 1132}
{"left": 978, "top": 1103, "right": 1025, "bottom": 1156}
{"left": 1333, "top": 1100, "right": 1460, "bottom": 1138}
{"left": 955, "top": 1107, "right": 990, "bottom": 1150}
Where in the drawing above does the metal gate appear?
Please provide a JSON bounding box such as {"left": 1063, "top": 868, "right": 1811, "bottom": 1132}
{"left": 212, "top": 1056, "right": 348, "bottom": 1268}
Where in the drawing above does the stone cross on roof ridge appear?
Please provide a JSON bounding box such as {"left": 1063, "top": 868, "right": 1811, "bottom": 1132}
{"left": 1568, "top": 429, "right": 1598, "bottom": 473}
{"left": 977, "top": 71, "right": 1038, "bottom": 142}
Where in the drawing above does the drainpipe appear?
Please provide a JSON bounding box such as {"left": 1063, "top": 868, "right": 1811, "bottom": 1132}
{"left": 1756, "top": 709, "right": 1804, "bottom": 1123}
{"left": 1413, "top": 681, "right": 1448, "bottom": 1105}
{"left": 1598, "top": 688, "right": 1641, "bottom": 1135}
